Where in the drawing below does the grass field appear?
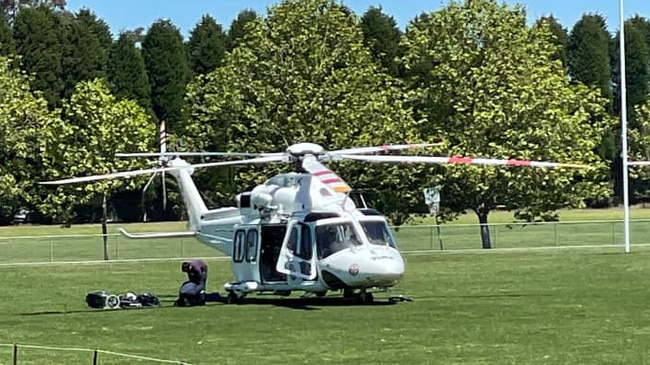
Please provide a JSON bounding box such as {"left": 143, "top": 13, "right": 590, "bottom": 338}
{"left": 2, "top": 248, "right": 650, "bottom": 364}
{"left": 2, "top": 208, "right": 650, "bottom": 364}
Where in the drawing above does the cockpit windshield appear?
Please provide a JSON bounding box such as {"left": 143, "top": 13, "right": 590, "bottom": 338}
{"left": 360, "top": 220, "right": 397, "bottom": 248}
{"left": 316, "top": 222, "right": 362, "bottom": 258}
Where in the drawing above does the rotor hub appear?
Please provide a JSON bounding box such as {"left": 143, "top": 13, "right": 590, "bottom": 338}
{"left": 286, "top": 143, "right": 326, "bottom": 158}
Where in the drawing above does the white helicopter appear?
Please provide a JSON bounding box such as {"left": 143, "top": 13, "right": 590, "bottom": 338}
{"left": 41, "top": 123, "right": 588, "bottom": 304}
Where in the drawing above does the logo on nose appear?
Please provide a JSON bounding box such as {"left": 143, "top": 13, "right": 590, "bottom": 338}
{"left": 348, "top": 264, "right": 359, "bottom": 276}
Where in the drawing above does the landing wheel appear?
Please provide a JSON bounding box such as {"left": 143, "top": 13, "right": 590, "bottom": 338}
{"left": 359, "top": 292, "right": 374, "bottom": 304}
{"left": 343, "top": 289, "right": 355, "bottom": 299}
{"left": 226, "top": 292, "right": 240, "bottom": 305}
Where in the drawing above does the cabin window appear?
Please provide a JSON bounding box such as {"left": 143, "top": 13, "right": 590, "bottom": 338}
{"left": 287, "top": 226, "right": 298, "bottom": 253}
{"left": 246, "top": 229, "right": 258, "bottom": 262}
{"left": 233, "top": 229, "right": 246, "bottom": 262}
{"left": 296, "top": 224, "right": 312, "bottom": 260}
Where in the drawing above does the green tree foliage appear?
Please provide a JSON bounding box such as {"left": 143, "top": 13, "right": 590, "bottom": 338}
{"left": 628, "top": 15, "right": 650, "bottom": 50}
{"left": 13, "top": 5, "right": 66, "bottom": 109}
{"left": 533, "top": 15, "right": 568, "bottom": 69}
{"left": 566, "top": 14, "right": 616, "bottom": 185}
{"left": 629, "top": 98, "right": 650, "bottom": 201}
{"left": 185, "top": 0, "right": 434, "bottom": 223}
{"left": 226, "top": 9, "right": 258, "bottom": 51}
{"left": 142, "top": 19, "right": 190, "bottom": 130}
{"left": 62, "top": 8, "right": 112, "bottom": 100}
{"left": 0, "top": 55, "right": 58, "bottom": 223}
{"left": 187, "top": 14, "right": 228, "bottom": 76}
{"left": 612, "top": 21, "right": 649, "bottom": 121}
{"left": 107, "top": 32, "right": 151, "bottom": 110}
{"left": 400, "top": 0, "right": 613, "bottom": 248}
{"left": 1, "top": 0, "right": 65, "bottom": 22}
{"left": 568, "top": 13, "right": 612, "bottom": 101}
{"left": 0, "top": 14, "right": 14, "bottom": 56}
{"left": 360, "top": 6, "right": 403, "bottom": 77}
{"left": 39, "top": 78, "right": 155, "bottom": 223}
{"left": 610, "top": 21, "right": 650, "bottom": 203}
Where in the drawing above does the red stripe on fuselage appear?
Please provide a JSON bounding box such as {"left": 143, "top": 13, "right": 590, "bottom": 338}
{"left": 322, "top": 177, "right": 343, "bottom": 184}
{"left": 312, "top": 170, "right": 332, "bottom": 176}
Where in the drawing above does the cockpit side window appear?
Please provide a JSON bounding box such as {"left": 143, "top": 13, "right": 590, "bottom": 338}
{"left": 316, "top": 222, "right": 361, "bottom": 259}
{"left": 361, "top": 221, "right": 397, "bottom": 248}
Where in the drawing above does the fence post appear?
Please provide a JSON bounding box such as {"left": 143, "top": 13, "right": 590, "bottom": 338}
{"left": 115, "top": 235, "right": 119, "bottom": 260}
{"left": 430, "top": 226, "right": 434, "bottom": 249}
{"left": 92, "top": 349, "right": 98, "bottom": 365}
{"left": 12, "top": 344, "right": 17, "bottom": 365}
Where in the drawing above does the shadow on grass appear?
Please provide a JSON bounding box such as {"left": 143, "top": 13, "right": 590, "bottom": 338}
{"left": 19, "top": 306, "right": 178, "bottom": 316}
{"left": 229, "top": 296, "right": 399, "bottom": 310}
{"left": 19, "top": 294, "right": 400, "bottom": 315}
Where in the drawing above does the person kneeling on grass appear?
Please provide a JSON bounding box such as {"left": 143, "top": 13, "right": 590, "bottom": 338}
{"left": 175, "top": 259, "right": 208, "bottom": 307}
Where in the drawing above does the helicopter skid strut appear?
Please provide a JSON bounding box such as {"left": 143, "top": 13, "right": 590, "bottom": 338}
{"left": 355, "top": 287, "right": 414, "bottom": 304}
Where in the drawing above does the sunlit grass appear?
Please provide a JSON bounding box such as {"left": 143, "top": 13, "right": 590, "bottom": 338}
{"left": 1, "top": 248, "right": 650, "bottom": 364}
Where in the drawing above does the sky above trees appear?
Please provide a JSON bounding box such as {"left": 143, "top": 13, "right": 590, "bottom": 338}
{"left": 64, "top": 0, "right": 650, "bottom": 37}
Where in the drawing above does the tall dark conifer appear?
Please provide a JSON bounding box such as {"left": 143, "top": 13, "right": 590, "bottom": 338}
{"left": 141, "top": 19, "right": 190, "bottom": 130}
{"left": 227, "top": 9, "right": 258, "bottom": 51}
{"left": 62, "top": 8, "right": 112, "bottom": 100}
{"left": 568, "top": 13, "right": 612, "bottom": 101}
{"left": 0, "top": 13, "right": 14, "bottom": 56}
{"left": 360, "top": 6, "right": 402, "bottom": 77}
{"left": 13, "top": 6, "right": 66, "bottom": 109}
{"left": 534, "top": 15, "right": 569, "bottom": 69}
{"left": 628, "top": 15, "right": 650, "bottom": 51}
{"left": 107, "top": 32, "right": 151, "bottom": 110}
{"left": 187, "top": 14, "right": 227, "bottom": 76}
{"left": 612, "top": 21, "right": 649, "bottom": 123}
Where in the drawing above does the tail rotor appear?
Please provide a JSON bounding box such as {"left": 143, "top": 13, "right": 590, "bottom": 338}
{"left": 159, "top": 121, "right": 169, "bottom": 211}
{"left": 141, "top": 122, "right": 171, "bottom": 221}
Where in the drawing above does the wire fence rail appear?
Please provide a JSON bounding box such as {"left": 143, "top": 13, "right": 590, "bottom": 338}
{"left": 0, "top": 343, "right": 197, "bottom": 365}
{"left": 2, "top": 219, "right": 650, "bottom": 265}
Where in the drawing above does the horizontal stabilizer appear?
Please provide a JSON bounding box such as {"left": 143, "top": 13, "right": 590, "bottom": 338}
{"left": 118, "top": 228, "right": 195, "bottom": 239}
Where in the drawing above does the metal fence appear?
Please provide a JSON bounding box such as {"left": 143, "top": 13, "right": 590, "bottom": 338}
{"left": 1, "top": 219, "right": 650, "bottom": 264}
{"left": 0, "top": 343, "right": 196, "bottom": 365}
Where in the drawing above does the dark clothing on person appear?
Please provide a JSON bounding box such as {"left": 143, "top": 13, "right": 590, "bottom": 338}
{"left": 176, "top": 281, "right": 206, "bottom": 307}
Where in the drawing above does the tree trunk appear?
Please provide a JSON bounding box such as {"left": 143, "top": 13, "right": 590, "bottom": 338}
{"left": 477, "top": 210, "right": 491, "bottom": 249}
{"left": 102, "top": 193, "right": 109, "bottom": 260}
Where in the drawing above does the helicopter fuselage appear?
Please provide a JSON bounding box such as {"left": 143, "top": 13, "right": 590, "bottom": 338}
{"left": 186, "top": 170, "right": 406, "bottom": 299}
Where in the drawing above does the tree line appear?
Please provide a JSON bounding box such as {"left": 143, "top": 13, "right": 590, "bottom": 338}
{"left": 0, "top": 0, "right": 648, "bottom": 248}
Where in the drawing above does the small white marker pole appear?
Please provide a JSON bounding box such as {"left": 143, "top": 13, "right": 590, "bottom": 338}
{"left": 619, "top": 0, "right": 631, "bottom": 253}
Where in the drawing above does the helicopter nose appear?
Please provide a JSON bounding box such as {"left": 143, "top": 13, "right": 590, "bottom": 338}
{"left": 363, "top": 253, "right": 405, "bottom": 285}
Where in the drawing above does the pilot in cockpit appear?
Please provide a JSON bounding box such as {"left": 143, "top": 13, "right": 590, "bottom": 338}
{"left": 317, "top": 226, "right": 338, "bottom": 258}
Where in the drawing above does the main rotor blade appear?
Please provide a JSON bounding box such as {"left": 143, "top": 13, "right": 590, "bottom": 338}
{"left": 628, "top": 161, "right": 650, "bottom": 166}
{"left": 40, "top": 155, "right": 287, "bottom": 185}
{"left": 328, "top": 143, "right": 442, "bottom": 156}
{"left": 337, "top": 154, "right": 590, "bottom": 169}
{"left": 115, "top": 152, "right": 281, "bottom": 158}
